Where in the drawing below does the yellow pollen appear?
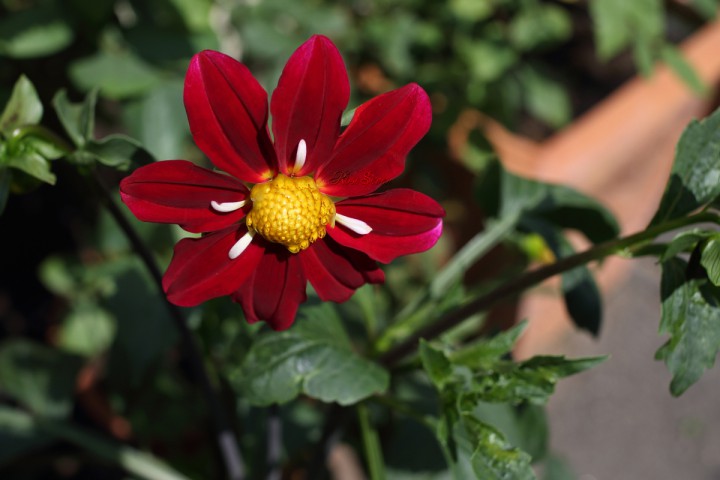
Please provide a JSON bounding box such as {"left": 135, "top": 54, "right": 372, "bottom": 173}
{"left": 245, "top": 174, "right": 336, "bottom": 253}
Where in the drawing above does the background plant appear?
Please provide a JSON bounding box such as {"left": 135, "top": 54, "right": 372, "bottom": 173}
{"left": 1, "top": 0, "right": 719, "bottom": 479}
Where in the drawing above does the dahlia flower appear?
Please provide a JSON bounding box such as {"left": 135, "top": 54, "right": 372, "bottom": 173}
{"left": 120, "top": 35, "right": 444, "bottom": 330}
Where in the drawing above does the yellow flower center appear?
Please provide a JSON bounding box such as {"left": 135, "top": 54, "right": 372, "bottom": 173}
{"left": 246, "top": 174, "right": 336, "bottom": 253}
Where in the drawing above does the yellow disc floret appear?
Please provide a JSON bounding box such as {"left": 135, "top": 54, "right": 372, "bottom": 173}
{"left": 246, "top": 174, "right": 335, "bottom": 253}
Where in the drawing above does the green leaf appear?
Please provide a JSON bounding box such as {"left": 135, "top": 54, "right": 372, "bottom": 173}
{"left": 661, "top": 229, "right": 715, "bottom": 262}
{"left": 589, "top": 0, "right": 663, "bottom": 60}
{"left": 656, "top": 258, "right": 720, "bottom": 395}
{"left": 508, "top": 4, "right": 572, "bottom": 51}
{"left": 0, "top": 6, "right": 73, "bottom": 58}
{"left": 6, "top": 150, "right": 56, "bottom": 184}
{"left": 651, "top": 107, "right": 720, "bottom": 225}
{"left": 235, "top": 303, "right": 389, "bottom": 405}
{"left": 701, "top": 235, "right": 720, "bottom": 286}
{"left": 0, "top": 405, "right": 54, "bottom": 466}
{"left": 480, "top": 161, "right": 619, "bottom": 244}
{"left": 461, "top": 355, "right": 606, "bottom": 406}
{"left": 690, "top": 0, "right": 719, "bottom": 18}
{"left": 0, "top": 75, "right": 42, "bottom": 133}
{"left": 341, "top": 107, "right": 357, "bottom": 128}
{"left": 128, "top": 80, "right": 187, "bottom": 160}
{"left": 448, "top": 0, "right": 494, "bottom": 22}
{"left": 84, "top": 134, "right": 154, "bottom": 169}
{"left": 69, "top": 52, "right": 161, "bottom": 99}
{"left": 0, "top": 339, "right": 83, "bottom": 418}
{"left": 661, "top": 45, "right": 707, "bottom": 96}
{"left": 451, "top": 322, "right": 528, "bottom": 368}
{"left": 52, "top": 89, "right": 97, "bottom": 147}
{"left": 106, "top": 264, "right": 177, "bottom": 390}
{"left": 420, "top": 340, "right": 454, "bottom": 390}
{"left": 457, "top": 39, "right": 517, "bottom": 83}
{"left": 462, "top": 416, "right": 535, "bottom": 480}
{"left": 539, "top": 229, "right": 602, "bottom": 336}
{"left": 520, "top": 66, "right": 571, "bottom": 129}
{"left": 472, "top": 402, "right": 549, "bottom": 462}
{"left": 57, "top": 303, "right": 117, "bottom": 357}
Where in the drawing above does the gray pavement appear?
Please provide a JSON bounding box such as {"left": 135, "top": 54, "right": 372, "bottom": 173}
{"left": 547, "top": 258, "right": 720, "bottom": 479}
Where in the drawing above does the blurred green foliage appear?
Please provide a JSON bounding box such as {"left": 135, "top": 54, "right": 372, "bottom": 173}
{"left": 1, "top": 0, "right": 719, "bottom": 478}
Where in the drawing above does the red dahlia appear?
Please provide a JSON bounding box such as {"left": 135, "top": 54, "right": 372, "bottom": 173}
{"left": 120, "top": 35, "right": 444, "bottom": 330}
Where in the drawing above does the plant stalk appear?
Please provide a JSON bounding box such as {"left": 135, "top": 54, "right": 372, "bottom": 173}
{"left": 379, "top": 211, "right": 720, "bottom": 366}
{"left": 92, "top": 170, "right": 247, "bottom": 480}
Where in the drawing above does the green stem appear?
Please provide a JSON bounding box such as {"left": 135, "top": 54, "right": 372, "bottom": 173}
{"left": 91, "top": 170, "right": 247, "bottom": 480}
{"left": 379, "top": 211, "right": 720, "bottom": 366}
{"left": 357, "top": 403, "right": 386, "bottom": 480}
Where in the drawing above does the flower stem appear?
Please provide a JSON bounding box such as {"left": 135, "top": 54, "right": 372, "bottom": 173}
{"left": 379, "top": 211, "right": 720, "bottom": 366}
{"left": 92, "top": 169, "right": 247, "bottom": 480}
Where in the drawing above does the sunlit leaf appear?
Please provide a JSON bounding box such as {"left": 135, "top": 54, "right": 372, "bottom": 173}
{"left": 651, "top": 107, "right": 720, "bottom": 225}
{"left": 235, "top": 303, "right": 389, "bottom": 406}
{"left": 656, "top": 258, "right": 720, "bottom": 395}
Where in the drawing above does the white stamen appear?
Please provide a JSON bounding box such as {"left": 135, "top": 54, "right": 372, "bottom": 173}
{"left": 211, "top": 200, "right": 246, "bottom": 212}
{"left": 335, "top": 213, "right": 373, "bottom": 235}
{"left": 294, "top": 139, "right": 307, "bottom": 172}
{"left": 228, "top": 230, "right": 255, "bottom": 259}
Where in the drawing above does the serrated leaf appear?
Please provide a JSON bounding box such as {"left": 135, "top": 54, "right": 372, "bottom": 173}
{"left": 52, "top": 89, "right": 97, "bottom": 147}
{"left": 465, "top": 355, "right": 607, "bottom": 406}
{"left": 656, "top": 258, "right": 720, "bottom": 395}
{"left": 451, "top": 321, "right": 528, "bottom": 368}
{"left": 462, "top": 415, "right": 535, "bottom": 480}
{"left": 0, "top": 405, "right": 54, "bottom": 466}
{"left": 0, "top": 339, "right": 83, "bottom": 418}
{"left": 0, "top": 7, "right": 73, "bottom": 58}
{"left": 0, "top": 75, "right": 42, "bottom": 133}
{"left": 235, "top": 304, "right": 389, "bottom": 406}
{"left": 651, "top": 107, "right": 720, "bottom": 225}
{"left": 420, "top": 340, "right": 454, "bottom": 390}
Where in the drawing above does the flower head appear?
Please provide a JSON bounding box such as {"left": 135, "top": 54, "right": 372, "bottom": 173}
{"left": 120, "top": 35, "right": 444, "bottom": 330}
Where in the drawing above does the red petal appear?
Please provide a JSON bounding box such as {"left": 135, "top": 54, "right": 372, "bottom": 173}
{"left": 232, "top": 246, "right": 307, "bottom": 330}
{"left": 300, "top": 237, "right": 384, "bottom": 303}
{"left": 163, "top": 226, "right": 263, "bottom": 307}
{"left": 184, "top": 50, "right": 276, "bottom": 183}
{"left": 328, "top": 189, "right": 444, "bottom": 263}
{"left": 270, "top": 35, "right": 349, "bottom": 176}
{"left": 120, "top": 160, "right": 248, "bottom": 233}
{"left": 316, "top": 84, "right": 432, "bottom": 197}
